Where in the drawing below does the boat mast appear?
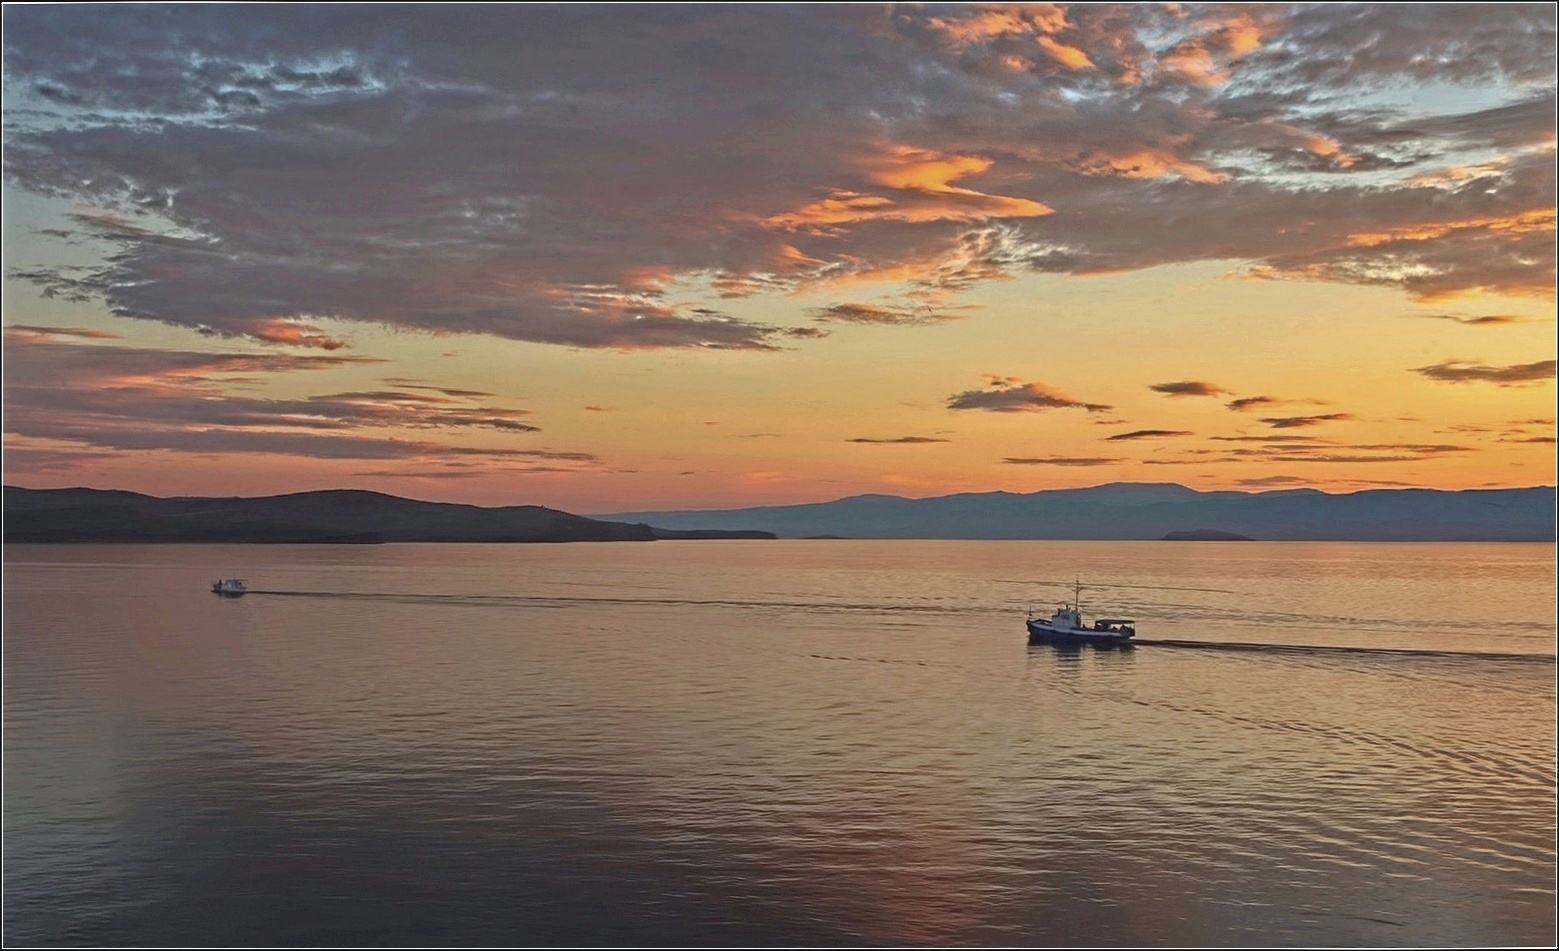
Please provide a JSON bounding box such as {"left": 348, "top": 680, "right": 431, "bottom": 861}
{"left": 1074, "top": 578, "right": 1083, "bottom": 616}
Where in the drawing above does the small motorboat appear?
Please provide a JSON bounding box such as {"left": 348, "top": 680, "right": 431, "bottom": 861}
{"left": 1026, "top": 580, "right": 1135, "bottom": 646}
{"left": 211, "top": 578, "right": 248, "bottom": 596}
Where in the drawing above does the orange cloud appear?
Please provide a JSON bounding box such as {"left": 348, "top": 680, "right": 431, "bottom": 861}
{"left": 617, "top": 264, "right": 680, "bottom": 293}
{"left": 766, "top": 191, "right": 893, "bottom": 229}
{"left": 776, "top": 244, "right": 828, "bottom": 269}
{"left": 1037, "top": 35, "right": 1095, "bottom": 71}
{"left": 1346, "top": 209, "right": 1556, "bottom": 247}
{"left": 868, "top": 146, "right": 994, "bottom": 191}
{"left": 1221, "top": 13, "right": 1264, "bottom": 56}
{"left": 1160, "top": 44, "right": 1224, "bottom": 86}
{"left": 253, "top": 319, "right": 348, "bottom": 350}
{"left": 764, "top": 145, "right": 1053, "bottom": 230}
{"left": 1082, "top": 147, "right": 1225, "bottom": 184}
{"left": 1157, "top": 10, "right": 1272, "bottom": 86}
{"left": 923, "top": 5, "right": 1068, "bottom": 47}
{"left": 1406, "top": 159, "right": 1514, "bottom": 187}
{"left": 1295, "top": 131, "right": 1360, "bottom": 168}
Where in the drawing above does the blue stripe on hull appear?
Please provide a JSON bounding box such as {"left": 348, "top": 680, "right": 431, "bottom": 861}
{"left": 1026, "top": 621, "right": 1134, "bottom": 647}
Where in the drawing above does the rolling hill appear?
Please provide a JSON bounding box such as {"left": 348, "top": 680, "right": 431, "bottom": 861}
{"left": 599, "top": 482, "right": 1556, "bottom": 541}
{"left": 2, "top": 486, "right": 772, "bottom": 543}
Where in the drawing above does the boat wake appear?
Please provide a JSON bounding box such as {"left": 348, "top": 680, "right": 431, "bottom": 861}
{"left": 1133, "top": 637, "right": 1552, "bottom": 662}
{"left": 245, "top": 589, "right": 1554, "bottom": 663}
{"left": 243, "top": 589, "right": 971, "bottom": 615}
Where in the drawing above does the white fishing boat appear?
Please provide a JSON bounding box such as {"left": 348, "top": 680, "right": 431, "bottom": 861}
{"left": 211, "top": 578, "right": 248, "bottom": 596}
{"left": 1026, "top": 580, "right": 1135, "bottom": 646}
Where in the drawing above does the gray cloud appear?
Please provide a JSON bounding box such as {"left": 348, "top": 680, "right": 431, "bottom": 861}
{"left": 1260, "top": 413, "right": 1357, "bottom": 429}
{"left": 5, "top": 324, "right": 121, "bottom": 339}
{"left": 1221, "top": 440, "right": 1470, "bottom": 463}
{"left": 0, "top": 331, "right": 589, "bottom": 468}
{"left": 1002, "top": 456, "right": 1123, "bottom": 466}
{"left": 351, "top": 463, "right": 588, "bottom": 478}
{"left": 1256, "top": 454, "right": 1428, "bottom": 463}
{"left": 947, "top": 377, "right": 1112, "bottom": 413}
{"left": 1150, "top": 380, "right": 1230, "bottom": 398}
{"left": 380, "top": 379, "right": 497, "bottom": 398}
{"left": 1, "top": 444, "right": 123, "bottom": 472}
{"left": 1351, "top": 443, "right": 1471, "bottom": 452}
{"left": 1385, "top": 91, "right": 1559, "bottom": 152}
{"left": 811, "top": 302, "right": 959, "bottom": 326}
{"left": 1242, "top": 5, "right": 1556, "bottom": 88}
{"left": 2, "top": 329, "right": 381, "bottom": 389}
{"left": 847, "top": 436, "right": 950, "bottom": 444}
{"left": 1414, "top": 313, "right": 1530, "bottom": 326}
{"left": 1210, "top": 435, "right": 1330, "bottom": 443}
{"left": 3, "top": 5, "right": 1553, "bottom": 353}
{"left": 1105, "top": 429, "right": 1193, "bottom": 441}
{"left": 1140, "top": 456, "right": 1238, "bottom": 465}
{"left": 1227, "top": 395, "right": 1329, "bottom": 412}
{"left": 1411, "top": 359, "right": 1557, "bottom": 385}
{"left": 349, "top": 469, "right": 492, "bottom": 480}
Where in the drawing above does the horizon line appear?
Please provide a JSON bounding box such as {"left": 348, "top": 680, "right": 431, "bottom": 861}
{"left": 7, "top": 480, "right": 1556, "bottom": 516}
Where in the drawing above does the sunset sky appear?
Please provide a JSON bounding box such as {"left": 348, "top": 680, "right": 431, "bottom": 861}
{"left": 3, "top": 3, "right": 1555, "bottom": 512}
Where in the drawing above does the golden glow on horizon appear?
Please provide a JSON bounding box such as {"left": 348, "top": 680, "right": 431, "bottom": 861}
{"left": 7, "top": 259, "right": 1551, "bottom": 512}
{"left": 2, "top": 5, "right": 1553, "bottom": 511}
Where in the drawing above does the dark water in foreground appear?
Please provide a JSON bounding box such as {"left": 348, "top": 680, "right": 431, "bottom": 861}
{"left": 5, "top": 541, "right": 1555, "bottom": 947}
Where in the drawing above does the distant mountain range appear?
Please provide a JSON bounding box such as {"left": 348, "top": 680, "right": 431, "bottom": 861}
{"left": 600, "top": 482, "right": 1557, "bottom": 541}
{"left": 7, "top": 483, "right": 1552, "bottom": 544}
{"left": 2, "top": 487, "right": 774, "bottom": 544}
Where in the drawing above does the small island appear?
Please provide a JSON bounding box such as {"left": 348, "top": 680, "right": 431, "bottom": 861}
{"left": 1162, "top": 529, "right": 1254, "bottom": 541}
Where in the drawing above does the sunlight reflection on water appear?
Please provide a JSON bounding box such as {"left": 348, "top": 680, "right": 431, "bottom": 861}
{"left": 5, "top": 541, "right": 1554, "bottom": 946}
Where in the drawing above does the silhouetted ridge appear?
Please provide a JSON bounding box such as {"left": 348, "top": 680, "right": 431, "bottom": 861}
{"left": 1164, "top": 529, "right": 1254, "bottom": 541}
{"left": 599, "top": 482, "right": 1555, "bottom": 541}
{"left": 2, "top": 486, "right": 772, "bottom": 544}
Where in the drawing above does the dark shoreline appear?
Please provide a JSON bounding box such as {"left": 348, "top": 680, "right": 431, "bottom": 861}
{"left": 2, "top": 486, "right": 775, "bottom": 544}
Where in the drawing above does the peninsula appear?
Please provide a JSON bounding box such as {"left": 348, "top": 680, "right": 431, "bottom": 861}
{"left": 2, "top": 487, "right": 774, "bottom": 544}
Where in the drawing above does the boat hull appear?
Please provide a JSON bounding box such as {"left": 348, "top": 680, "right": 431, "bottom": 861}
{"left": 1026, "top": 619, "right": 1134, "bottom": 647}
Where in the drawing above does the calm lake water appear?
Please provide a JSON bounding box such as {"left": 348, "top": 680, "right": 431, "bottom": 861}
{"left": 4, "top": 541, "right": 1555, "bottom": 947}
